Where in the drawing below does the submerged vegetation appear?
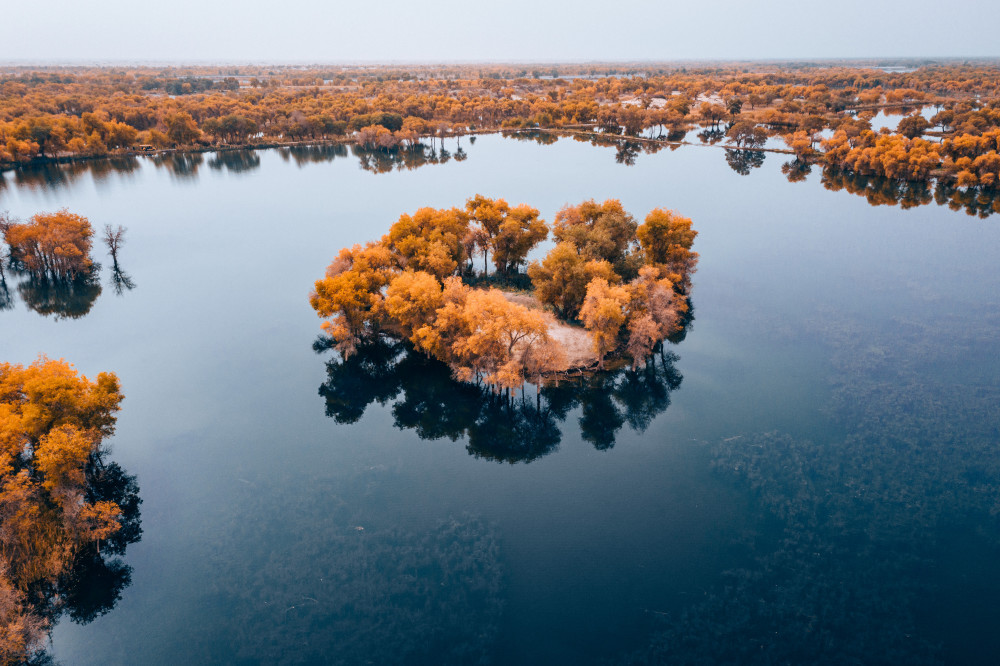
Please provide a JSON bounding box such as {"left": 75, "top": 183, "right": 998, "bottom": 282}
{"left": 0, "top": 357, "right": 141, "bottom": 664}
{"left": 310, "top": 196, "right": 697, "bottom": 392}
{"left": 623, "top": 310, "right": 1000, "bottom": 664}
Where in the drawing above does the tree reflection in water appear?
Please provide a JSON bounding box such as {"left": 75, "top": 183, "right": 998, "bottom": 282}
{"left": 207, "top": 149, "right": 261, "bottom": 173}
{"left": 8, "top": 157, "right": 138, "bottom": 193}
{"left": 277, "top": 143, "right": 349, "bottom": 166}
{"left": 150, "top": 152, "right": 203, "bottom": 180}
{"left": 724, "top": 148, "right": 766, "bottom": 176}
{"left": 18, "top": 454, "right": 142, "bottom": 662}
{"left": 696, "top": 127, "right": 725, "bottom": 145}
{"left": 316, "top": 335, "right": 684, "bottom": 462}
{"left": 1, "top": 251, "right": 136, "bottom": 318}
{"left": 350, "top": 142, "right": 464, "bottom": 174}
{"left": 55, "top": 459, "right": 143, "bottom": 625}
{"left": 780, "top": 158, "right": 812, "bottom": 182}
{"left": 15, "top": 265, "right": 103, "bottom": 319}
{"left": 819, "top": 167, "right": 1000, "bottom": 218}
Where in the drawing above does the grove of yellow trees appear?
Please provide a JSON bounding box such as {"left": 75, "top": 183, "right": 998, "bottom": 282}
{"left": 311, "top": 196, "right": 698, "bottom": 388}
{"left": 4, "top": 62, "right": 1000, "bottom": 197}
{"left": 0, "top": 357, "right": 138, "bottom": 664}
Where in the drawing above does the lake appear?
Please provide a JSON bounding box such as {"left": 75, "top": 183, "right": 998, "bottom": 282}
{"left": 2, "top": 134, "right": 999, "bottom": 664}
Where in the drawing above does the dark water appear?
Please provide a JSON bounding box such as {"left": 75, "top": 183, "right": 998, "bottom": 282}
{"left": 2, "top": 135, "right": 999, "bottom": 664}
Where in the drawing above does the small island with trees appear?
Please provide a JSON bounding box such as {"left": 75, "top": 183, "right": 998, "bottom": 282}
{"left": 310, "top": 196, "right": 697, "bottom": 392}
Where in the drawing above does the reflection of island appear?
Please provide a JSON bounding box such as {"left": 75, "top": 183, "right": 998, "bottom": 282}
{"left": 316, "top": 335, "right": 684, "bottom": 460}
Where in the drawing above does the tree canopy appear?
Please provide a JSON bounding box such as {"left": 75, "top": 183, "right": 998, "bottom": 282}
{"left": 0, "top": 357, "right": 140, "bottom": 664}
{"left": 312, "top": 197, "right": 698, "bottom": 389}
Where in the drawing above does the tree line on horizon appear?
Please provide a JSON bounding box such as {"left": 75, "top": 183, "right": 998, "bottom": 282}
{"left": 2, "top": 63, "right": 1000, "bottom": 192}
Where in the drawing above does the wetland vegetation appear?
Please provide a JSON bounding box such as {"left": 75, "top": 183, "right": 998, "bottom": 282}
{"left": 2, "top": 69, "right": 999, "bottom": 663}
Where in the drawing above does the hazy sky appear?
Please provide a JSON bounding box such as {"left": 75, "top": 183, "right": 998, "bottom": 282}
{"left": 3, "top": 0, "right": 998, "bottom": 63}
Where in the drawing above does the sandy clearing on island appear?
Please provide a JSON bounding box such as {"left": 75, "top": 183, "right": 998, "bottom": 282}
{"left": 501, "top": 290, "right": 598, "bottom": 371}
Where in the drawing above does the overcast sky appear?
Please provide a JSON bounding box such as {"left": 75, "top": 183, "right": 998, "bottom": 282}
{"left": 3, "top": 0, "right": 998, "bottom": 64}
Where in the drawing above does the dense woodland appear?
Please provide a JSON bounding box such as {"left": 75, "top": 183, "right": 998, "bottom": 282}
{"left": 2, "top": 61, "right": 1000, "bottom": 196}
{"left": 310, "top": 196, "right": 697, "bottom": 392}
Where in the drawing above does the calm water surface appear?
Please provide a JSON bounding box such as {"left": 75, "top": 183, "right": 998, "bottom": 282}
{"left": 2, "top": 135, "right": 999, "bottom": 664}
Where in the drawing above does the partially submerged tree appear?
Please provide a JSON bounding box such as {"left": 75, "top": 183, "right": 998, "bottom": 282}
{"left": 636, "top": 208, "right": 699, "bottom": 293}
{"left": 102, "top": 224, "right": 127, "bottom": 263}
{"left": 2, "top": 210, "right": 94, "bottom": 280}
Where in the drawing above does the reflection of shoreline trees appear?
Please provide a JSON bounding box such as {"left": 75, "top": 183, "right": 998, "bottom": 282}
{"left": 0, "top": 357, "right": 142, "bottom": 663}
{"left": 815, "top": 167, "right": 1000, "bottom": 217}
{"left": 724, "top": 148, "right": 766, "bottom": 176}
{"left": 316, "top": 334, "right": 684, "bottom": 461}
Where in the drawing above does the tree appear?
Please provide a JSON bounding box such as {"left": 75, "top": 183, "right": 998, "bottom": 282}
{"left": 726, "top": 96, "right": 744, "bottom": 117}
{"left": 726, "top": 120, "right": 766, "bottom": 148}
{"left": 580, "top": 278, "right": 630, "bottom": 369}
{"left": 164, "top": 112, "right": 200, "bottom": 145}
{"left": 490, "top": 204, "right": 548, "bottom": 275}
{"left": 382, "top": 270, "right": 443, "bottom": 344}
{"left": 102, "top": 224, "right": 126, "bottom": 262}
{"left": 388, "top": 207, "right": 470, "bottom": 280}
{"left": 450, "top": 289, "right": 550, "bottom": 390}
{"left": 465, "top": 195, "right": 509, "bottom": 275}
{"left": 2, "top": 210, "right": 94, "bottom": 279}
{"left": 897, "top": 114, "right": 930, "bottom": 139}
{"left": 700, "top": 102, "right": 727, "bottom": 127}
{"left": 636, "top": 208, "right": 699, "bottom": 292}
{"left": 552, "top": 199, "right": 640, "bottom": 279}
{"left": 310, "top": 243, "right": 397, "bottom": 356}
{"left": 626, "top": 314, "right": 660, "bottom": 369}
{"left": 0, "top": 356, "right": 136, "bottom": 662}
{"left": 528, "top": 242, "right": 617, "bottom": 319}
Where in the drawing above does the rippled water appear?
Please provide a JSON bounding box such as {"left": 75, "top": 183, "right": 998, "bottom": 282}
{"left": 2, "top": 134, "right": 999, "bottom": 664}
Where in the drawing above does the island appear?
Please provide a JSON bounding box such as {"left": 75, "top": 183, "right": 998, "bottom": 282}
{"left": 310, "top": 196, "right": 697, "bottom": 392}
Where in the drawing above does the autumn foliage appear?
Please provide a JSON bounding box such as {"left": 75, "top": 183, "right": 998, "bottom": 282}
{"left": 4, "top": 62, "right": 1000, "bottom": 197}
{"left": 0, "top": 357, "right": 131, "bottom": 663}
{"left": 311, "top": 196, "right": 698, "bottom": 388}
{"left": 2, "top": 210, "right": 94, "bottom": 280}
